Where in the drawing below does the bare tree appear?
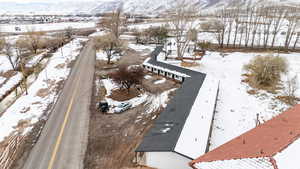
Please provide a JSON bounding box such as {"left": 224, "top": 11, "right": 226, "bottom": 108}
{"left": 15, "top": 40, "right": 29, "bottom": 95}
{"left": 284, "top": 12, "right": 298, "bottom": 49}
{"left": 3, "top": 40, "right": 19, "bottom": 70}
{"left": 250, "top": 7, "right": 262, "bottom": 48}
{"left": 284, "top": 75, "right": 299, "bottom": 105}
{"left": 214, "top": 19, "right": 226, "bottom": 48}
{"left": 244, "top": 6, "right": 255, "bottom": 47}
{"left": 213, "top": 9, "right": 227, "bottom": 48}
{"left": 99, "top": 6, "right": 123, "bottom": 40}
{"left": 271, "top": 7, "right": 286, "bottom": 48}
{"left": 262, "top": 7, "right": 272, "bottom": 48}
{"left": 187, "top": 28, "right": 198, "bottom": 50}
{"left": 148, "top": 26, "right": 169, "bottom": 44}
{"left": 94, "top": 33, "right": 125, "bottom": 64}
{"left": 233, "top": 8, "right": 241, "bottom": 47}
{"left": 109, "top": 64, "right": 144, "bottom": 93}
{"left": 293, "top": 32, "right": 300, "bottom": 50}
{"left": 24, "top": 30, "right": 45, "bottom": 54}
{"left": 225, "top": 10, "right": 234, "bottom": 47}
{"left": 169, "top": 0, "right": 199, "bottom": 58}
{"left": 64, "top": 26, "right": 74, "bottom": 40}
{"left": 239, "top": 24, "right": 246, "bottom": 47}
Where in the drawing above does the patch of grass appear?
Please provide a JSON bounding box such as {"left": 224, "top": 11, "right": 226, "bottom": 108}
{"left": 276, "top": 96, "right": 300, "bottom": 106}
{"left": 180, "top": 61, "right": 200, "bottom": 67}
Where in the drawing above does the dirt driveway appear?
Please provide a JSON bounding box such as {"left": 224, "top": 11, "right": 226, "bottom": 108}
{"left": 84, "top": 47, "right": 179, "bottom": 169}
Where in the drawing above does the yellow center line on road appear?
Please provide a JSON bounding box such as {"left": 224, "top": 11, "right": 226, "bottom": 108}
{"left": 47, "top": 63, "right": 83, "bottom": 169}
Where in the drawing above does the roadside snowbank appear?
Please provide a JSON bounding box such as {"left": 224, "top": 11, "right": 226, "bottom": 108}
{"left": 0, "top": 73, "right": 23, "bottom": 100}
{"left": 0, "top": 38, "right": 87, "bottom": 142}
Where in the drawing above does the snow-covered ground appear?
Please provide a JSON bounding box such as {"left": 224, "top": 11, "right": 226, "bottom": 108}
{"left": 0, "top": 22, "right": 95, "bottom": 33}
{"left": 128, "top": 43, "right": 156, "bottom": 53}
{"left": 157, "top": 51, "right": 300, "bottom": 150}
{"left": 96, "top": 51, "right": 121, "bottom": 62}
{"left": 26, "top": 51, "right": 47, "bottom": 67}
{"left": 0, "top": 55, "right": 14, "bottom": 73}
{"left": 0, "top": 77, "right": 5, "bottom": 85}
{"left": 101, "top": 78, "right": 176, "bottom": 114}
{"left": 0, "top": 73, "right": 22, "bottom": 99}
{"left": 154, "top": 78, "right": 166, "bottom": 84}
{"left": 127, "top": 22, "right": 165, "bottom": 30}
{"left": 0, "top": 38, "right": 87, "bottom": 142}
{"left": 102, "top": 78, "right": 148, "bottom": 114}
{"left": 88, "top": 30, "right": 108, "bottom": 37}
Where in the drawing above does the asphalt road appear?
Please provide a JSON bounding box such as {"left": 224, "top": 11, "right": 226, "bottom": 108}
{"left": 22, "top": 40, "right": 95, "bottom": 169}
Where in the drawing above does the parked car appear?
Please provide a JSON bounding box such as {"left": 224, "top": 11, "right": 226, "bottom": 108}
{"left": 114, "top": 102, "right": 132, "bottom": 114}
{"left": 97, "top": 101, "right": 109, "bottom": 113}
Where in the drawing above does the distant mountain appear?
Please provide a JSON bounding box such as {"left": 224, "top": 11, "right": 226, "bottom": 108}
{"left": 0, "top": 1, "right": 100, "bottom": 15}
{"left": 0, "top": 0, "right": 299, "bottom": 15}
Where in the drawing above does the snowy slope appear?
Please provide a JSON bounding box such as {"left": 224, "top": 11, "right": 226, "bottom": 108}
{"left": 0, "top": 0, "right": 299, "bottom": 15}
{"left": 0, "top": 1, "right": 100, "bottom": 15}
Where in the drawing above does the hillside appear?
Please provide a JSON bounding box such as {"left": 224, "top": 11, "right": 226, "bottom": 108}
{"left": 0, "top": 0, "right": 299, "bottom": 15}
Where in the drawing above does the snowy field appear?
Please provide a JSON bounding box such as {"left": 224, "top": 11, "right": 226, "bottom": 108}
{"left": 0, "top": 38, "right": 87, "bottom": 142}
{"left": 127, "top": 22, "right": 165, "bottom": 30}
{"left": 88, "top": 30, "right": 108, "bottom": 37}
{"left": 158, "top": 51, "right": 300, "bottom": 150}
{"left": 0, "top": 22, "right": 96, "bottom": 33}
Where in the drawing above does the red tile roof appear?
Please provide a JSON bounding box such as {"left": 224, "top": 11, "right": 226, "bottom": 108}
{"left": 190, "top": 104, "right": 300, "bottom": 165}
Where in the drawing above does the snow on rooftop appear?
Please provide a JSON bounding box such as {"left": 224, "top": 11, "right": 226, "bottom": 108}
{"left": 174, "top": 75, "right": 219, "bottom": 159}
{"left": 143, "top": 58, "right": 189, "bottom": 78}
{"left": 195, "top": 157, "right": 274, "bottom": 169}
{"left": 274, "top": 138, "right": 300, "bottom": 169}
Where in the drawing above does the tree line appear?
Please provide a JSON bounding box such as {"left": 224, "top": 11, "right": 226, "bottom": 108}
{"left": 202, "top": 5, "right": 300, "bottom": 50}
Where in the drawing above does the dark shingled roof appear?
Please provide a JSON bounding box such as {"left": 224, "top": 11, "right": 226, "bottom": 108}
{"left": 136, "top": 46, "right": 207, "bottom": 152}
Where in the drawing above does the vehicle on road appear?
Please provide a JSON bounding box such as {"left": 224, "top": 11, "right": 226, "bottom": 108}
{"left": 114, "top": 102, "right": 132, "bottom": 114}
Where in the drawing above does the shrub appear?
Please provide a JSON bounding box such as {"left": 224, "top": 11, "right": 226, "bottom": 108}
{"left": 0, "top": 38, "right": 5, "bottom": 51}
{"left": 244, "top": 54, "right": 288, "bottom": 88}
{"left": 197, "top": 41, "right": 212, "bottom": 50}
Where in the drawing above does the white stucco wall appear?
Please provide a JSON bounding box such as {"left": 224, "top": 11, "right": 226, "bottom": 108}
{"left": 145, "top": 152, "right": 191, "bottom": 169}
